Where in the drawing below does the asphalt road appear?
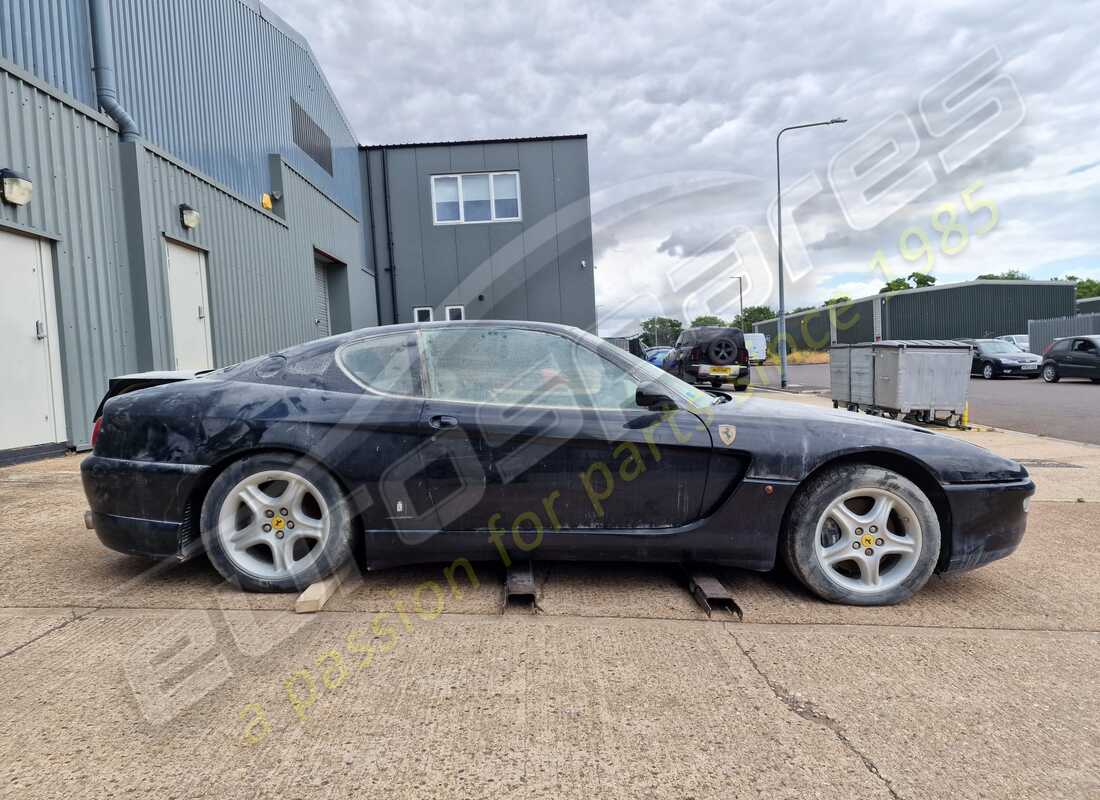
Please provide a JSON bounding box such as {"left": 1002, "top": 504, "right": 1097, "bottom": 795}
{"left": 749, "top": 363, "right": 1100, "bottom": 445}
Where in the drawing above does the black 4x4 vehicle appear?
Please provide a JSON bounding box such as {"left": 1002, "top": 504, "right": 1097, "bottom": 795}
{"left": 665, "top": 326, "right": 751, "bottom": 391}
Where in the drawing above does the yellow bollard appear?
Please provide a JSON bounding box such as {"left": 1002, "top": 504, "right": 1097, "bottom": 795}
{"left": 961, "top": 401, "right": 969, "bottom": 428}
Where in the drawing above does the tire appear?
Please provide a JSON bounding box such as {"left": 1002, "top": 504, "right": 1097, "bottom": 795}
{"left": 1042, "top": 364, "right": 1059, "bottom": 383}
{"left": 707, "top": 338, "right": 737, "bottom": 365}
{"left": 733, "top": 380, "right": 749, "bottom": 392}
{"left": 710, "top": 379, "right": 724, "bottom": 388}
{"left": 782, "top": 464, "right": 940, "bottom": 606}
{"left": 200, "top": 451, "right": 354, "bottom": 592}
{"left": 982, "top": 362, "right": 995, "bottom": 380}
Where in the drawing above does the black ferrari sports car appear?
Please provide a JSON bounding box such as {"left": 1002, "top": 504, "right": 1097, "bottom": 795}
{"left": 81, "top": 321, "right": 1034, "bottom": 605}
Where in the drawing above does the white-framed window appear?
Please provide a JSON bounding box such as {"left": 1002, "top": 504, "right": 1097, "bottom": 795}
{"left": 431, "top": 172, "right": 521, "bottom": 225}
{"left": 413, "top": 306, "right": 433, "bottom": 323}
{"left": 445, "top": 305, "right": 465, "bottom": 321}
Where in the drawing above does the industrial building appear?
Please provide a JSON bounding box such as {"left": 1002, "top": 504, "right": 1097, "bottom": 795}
{"left": 363, "top": 136, "right": 596, "bottom": 328}
{"left": 1078, "top": 296, "right": 1100, "bottom": 315}
{"left": 0, "top": 0, "right": 595, "bottom": 461}
{"left": 754, "top": 280, "right": 1077, "bottom": 351}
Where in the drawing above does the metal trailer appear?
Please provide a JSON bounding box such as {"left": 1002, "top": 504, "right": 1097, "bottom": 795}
{"left": 830, "top": 340, "right": 972, "bottom": 426}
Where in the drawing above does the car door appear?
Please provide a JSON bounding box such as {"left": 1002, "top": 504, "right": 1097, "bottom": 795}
{"left": 1062, "top": 339, "right": 1091, "bottom": 377}
{"left": 415, "top": 325, "right": 713, "bottom": 533}
{"left": 1075, "top": 338, "right": 1100, "bottom": 379}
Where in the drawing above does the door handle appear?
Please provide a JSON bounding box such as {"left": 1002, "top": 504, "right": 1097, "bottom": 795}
{"left": 34, "top": 320, "right": 46, "bottom": 340}
{"left": 429, "top": 414, "right": 459, "bottom": 430}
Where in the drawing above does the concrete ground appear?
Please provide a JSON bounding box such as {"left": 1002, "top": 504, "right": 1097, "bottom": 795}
{"left": 751, "top": 362, "right": 1100, "bottom": 445}
{"left": 0, "top": 397, "right": 1097, "bottom": 799}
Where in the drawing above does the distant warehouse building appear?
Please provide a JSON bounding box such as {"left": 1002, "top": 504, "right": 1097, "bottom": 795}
{"left": 0, "top": 0, "right": 595, "bottom": 462}
{"left": 1078, "top": 296, "right": 1100, "bottom": 315}
{"left": 754, "top": 280, "right": 1077, "bottom": 350}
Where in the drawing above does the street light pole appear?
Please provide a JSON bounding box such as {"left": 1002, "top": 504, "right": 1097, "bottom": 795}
{"left": 776, "top": 117, "right": 846, "bottom": 388}
{"left": 732, "top": 275, "right": 744, "bottom": 327}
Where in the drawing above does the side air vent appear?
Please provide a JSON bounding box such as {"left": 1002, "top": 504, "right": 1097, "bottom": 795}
{"left": 290, "top": 98, "right": 333, "bottom": 174}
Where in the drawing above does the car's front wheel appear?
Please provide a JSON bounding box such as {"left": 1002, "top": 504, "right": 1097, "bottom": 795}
{"left": 982, "top": 362, "right": 995, "bottom": 379}
{"left": 200, "top": 452, "right": 354, "bottom": 592}
{"left": 782, "top": 464, "right": 940, "bottom": 605}
{"left": 1043, "top": 364, "right": 1059, "bottom": 383}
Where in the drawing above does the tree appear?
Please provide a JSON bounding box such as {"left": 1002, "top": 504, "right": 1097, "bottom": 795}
{"left": 1064, "top": 275, "right": 1100, "bottom": 299}
{"left": 880, "top": 277, "right": 910, "bottom": 293}
{"left": 909, "top": 271, "right": 937, "bottom": 288}
{"left": 640, "top": 316, "right": 683, "bottom": 347}
{"left": 790, "top": 305, "right": 816, "bottom": 314}
{"left": 730, "top": 305, "right": 776, "bottom": 331}
{"left": 977, "top": 269, "right": 1030, "bottom": 280}
{"left": 689, "top": 315, "right": 726, "bottom": 328}
{"left": 823, "top": 296, "right": 852, "bottom": 306}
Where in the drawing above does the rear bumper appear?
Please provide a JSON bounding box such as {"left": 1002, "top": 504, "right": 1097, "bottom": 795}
{"left": 691, "top": 364, "right": 746, "bottom": 379}
{"left": 941, "top": 478, "right": 1035, "bottom": 572}
{"left": 81, "top": 455, "right": 207, "bottom": 559}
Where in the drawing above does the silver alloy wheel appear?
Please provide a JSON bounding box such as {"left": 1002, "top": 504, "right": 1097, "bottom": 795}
{"left": 982, "top": 363, "right": 994, "bottom": 379}
{"left": 813, "top": 487, "right": 922, "bottom": 595}
{"left": 1043, "top": 365, "right": 1057, "bottom": 382}
{"left": 217, "top": 469, "right": 330, "bottom": 580}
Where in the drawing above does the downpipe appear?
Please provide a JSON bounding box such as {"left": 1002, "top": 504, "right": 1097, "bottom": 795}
{"left": 88, "top": 0, "right": 140, "bottom": 141}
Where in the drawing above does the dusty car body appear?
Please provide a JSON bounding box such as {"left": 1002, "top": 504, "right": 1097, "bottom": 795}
{"left": 82, "top": 321, "right": 1033, "bottom": 604}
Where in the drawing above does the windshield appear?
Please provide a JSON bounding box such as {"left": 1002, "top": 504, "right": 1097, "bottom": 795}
{"left": 982, "top": 341, "right": 1023, "bottom": 354}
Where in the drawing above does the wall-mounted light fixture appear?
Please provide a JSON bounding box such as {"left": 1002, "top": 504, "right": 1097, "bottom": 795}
{"left": 179, "top": 203, "right": 200, "bottom": 229}
{"left": 261, "top": 193, "right": 273, "bottom": 210}
{"left": 0, "top": 168, "right": 33, "bottom": 206}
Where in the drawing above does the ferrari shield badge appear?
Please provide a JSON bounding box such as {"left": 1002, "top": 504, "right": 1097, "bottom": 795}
{"left": 718, "top": 424, "right": 737, "bottom": 446}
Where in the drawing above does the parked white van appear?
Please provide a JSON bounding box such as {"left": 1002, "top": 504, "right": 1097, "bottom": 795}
{"left": 744, "top": 333, "right": 768, "bottom": 365}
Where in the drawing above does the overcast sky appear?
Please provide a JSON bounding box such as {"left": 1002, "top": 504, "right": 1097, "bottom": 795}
{"left": 267, "top": 0, "right": 1100, "bottom": 334}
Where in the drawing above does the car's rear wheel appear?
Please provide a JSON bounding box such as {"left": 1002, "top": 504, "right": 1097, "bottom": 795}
{"left": 782, "top": 464, "right": 940, "bottom": 605}
{"left": 982, "top": 362, "right": 995, "bottom": 379}
{"left": 710, "top": 379, "right": 724, "bottom": 388}
{"left": 200, "top": 452, "right": 354, "bottom": 592}
{"left": 1042, "top": 364, "right": 1059, "bottom": 383}
{"left": 733, "top": 379, "right": 749, "bottom": 392}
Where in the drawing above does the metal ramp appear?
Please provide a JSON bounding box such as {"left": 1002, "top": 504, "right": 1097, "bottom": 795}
{"left": 686, "top": 570, "right": 742, "bottom": 619}
{"left": 503, "top": 561, "right": 540, "bottom": 613}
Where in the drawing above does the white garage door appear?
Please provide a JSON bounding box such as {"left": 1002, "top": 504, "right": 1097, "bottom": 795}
{"left": 0, "top": 229, "right": 67, "bottom": 451}
{"left": 164, "top": 240, "right": 213, "bottom": 370}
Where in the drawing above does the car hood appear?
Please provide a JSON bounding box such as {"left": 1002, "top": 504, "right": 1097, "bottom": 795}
{"left": 996, "top": 352, "right": 1041, "bottom": 361}
{"left": 701, "top": 395, "right": 1026, "bottom": 484}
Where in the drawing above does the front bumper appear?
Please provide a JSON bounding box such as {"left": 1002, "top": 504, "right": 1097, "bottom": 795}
{"left": 997, "top": 362, "right": 1041, "bottom": 375}
{"left": 81, "top": 455, "right": 208, "bottom": 559}
{"left": 941, "top": 478, "right": 1035, "bottom": 571}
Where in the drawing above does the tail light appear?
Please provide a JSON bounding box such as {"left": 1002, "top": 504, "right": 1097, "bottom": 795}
{"left": 1042, "top": 342, "right": 1054, "bottom": 355}
{"left": 91, "top": 416, "right": 103, "bottom": 448}
{"left": 737, "top": 346, "right": 749, "bottom": 366}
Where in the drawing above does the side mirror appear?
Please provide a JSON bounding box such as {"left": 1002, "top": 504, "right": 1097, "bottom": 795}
{"left": 636, "top": 380, "right": 677, "bottom": 410}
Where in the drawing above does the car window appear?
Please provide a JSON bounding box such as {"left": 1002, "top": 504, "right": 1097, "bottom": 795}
{"left": 421, "top": 327, "right": 639, "bottom": 409}
{"left": 981, "top": 341, "right": 1018, "bottom": 354}
{"left": 338, "top": 333, "right": 422, "bottom": 396}
{"left": 1050, "top": 340, "right": 1070, "bottom": 353}
{"left": 1075, "top": 339, "right": 1097, "bottom": 352}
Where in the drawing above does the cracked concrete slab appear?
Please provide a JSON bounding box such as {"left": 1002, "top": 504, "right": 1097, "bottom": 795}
{"left": 723, "top": 625, "right": 1100, "bottom": 800}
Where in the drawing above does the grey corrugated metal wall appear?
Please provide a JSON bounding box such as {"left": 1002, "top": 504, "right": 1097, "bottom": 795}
{"left": 0, "top": 62, "right": 133, "bottom": 449}
{"left": 0, "top": 0, "right": 97, "bottom": 105}
{"left": 366, "top": 136, "right": 597, "bottom": 330}
{"left": 1028, "top": 313, "right": 1100, "bottom": 356}
{"left": 132, "top": 145, "right": 369, "bottom": 370}
{"left": 106, "top": 0, "right": 360, "bottom": 214}
{"left": 883, "top": 282, "right": 1075, "bottom": 339}
{"left": 1, "top": 0, "right": 360, "bottom": 214}
{"left": 753, "top": 299, "right": 873, "bottom": 351}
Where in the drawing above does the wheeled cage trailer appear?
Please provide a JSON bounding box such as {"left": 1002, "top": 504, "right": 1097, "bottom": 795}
{"left": 830, "top": 340, "right": 972, "bottom": 427}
